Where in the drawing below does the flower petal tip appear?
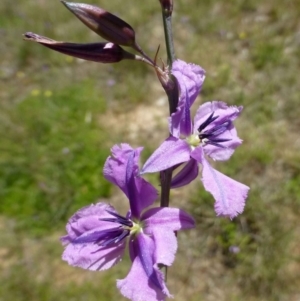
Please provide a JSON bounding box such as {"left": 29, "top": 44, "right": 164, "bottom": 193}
{"left": 214, "top": 185, "right": 249, "bottom": 219}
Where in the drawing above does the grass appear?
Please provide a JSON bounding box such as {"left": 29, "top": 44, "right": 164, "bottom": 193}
{"left": 1, "top": 0, "right": 300, "bottom": 300}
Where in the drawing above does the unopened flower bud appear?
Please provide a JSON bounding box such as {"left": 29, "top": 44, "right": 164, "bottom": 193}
{"left": 61, "top": 1, "right": 136, "bottom": 47}
{"left": 23, "top": 32, "right": 136, "bottom": 63}
{"left": 159, "top": 0, "right": 173, "bottom": 16}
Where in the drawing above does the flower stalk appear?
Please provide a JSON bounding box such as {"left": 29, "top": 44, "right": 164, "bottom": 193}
{"left": 159, "top": 0, "right": 177, "bottom": 208}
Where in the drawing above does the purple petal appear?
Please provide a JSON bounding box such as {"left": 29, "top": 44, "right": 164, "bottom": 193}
{"left": 141, "top": 136, "right": 191, "bottom": 174}
{"left": 194, "top": 101, "right": 243, "bottom": 161}
{"left": 133, "top": 177, "right": 158, "bottom": 217}
{"left": 103, "top": 144, "right": 142, "bottom": 194}
{"left": 62, "top": 239, "right": 125, "bottom": 271}
{"left": 151, "top": 228, "right": 177, "bottom": 267}
{"left": 141, "top": 207, "right": 195, "bottom": 268}
{"left": 141, "top": 207, "right": 195, "bottom": 231}
{"left": 61, "top": 202, "right": 126, "bottom": 270}
{"left": 62, "top": 203, "right": 118, "bottom": 242}
{"left": 117, "top": 234, "right": 170, "bottom": 301}
{"left": 172, "top": 59, "right": 206, "bottom": 108}
{"left": 168, "top": 101, "right": 184, "bottom": 138}
{"left": 169, "top": 86, "right": 193, "bottom": 137}
{"left": 170, "top": 60, "right": 205, "bottom": 137}
{"left": 196, "top": 149, "right": 249, "bottom": 219}
{"left": 125, "top": 151, "right": 141, "bottom": 218}
{"left": 171, "top": 158, "right": 199, "bottom": 188}
{"left": 125, "top": 151, "right": 158, "bottom": 218}
{"left": 104, "top": 144, "right": 157, "bottom": 217}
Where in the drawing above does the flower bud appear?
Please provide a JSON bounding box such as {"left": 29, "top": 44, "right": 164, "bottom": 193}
{"left": 61, "top": 1, "right": 136, "bottom": 47}
{"left": 159, "top": 0, "right": 173, "bottom": 16}
{"left": 23, "top": 32, "right": 136, "bottom": 63}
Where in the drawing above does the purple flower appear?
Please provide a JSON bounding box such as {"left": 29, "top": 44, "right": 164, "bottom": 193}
{"left": 142, "top": 60, "right": 249, "bottom": 219}
{"left": 229, "top": 245, "right": 240, "bottom": 254}
{"left": 61, "top": 144, "right": 195, "bottom": 301}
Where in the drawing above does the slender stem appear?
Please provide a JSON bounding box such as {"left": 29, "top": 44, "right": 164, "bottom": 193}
{"left": 159, "top": 3, "right": 178, "bottom": 209}
{"left": 162, "top": 13, "right": 175, "bottom": 66}
{"left": 160, "top": 168, "right": 173, "bottom": 207}
{"left": 132, "top": 42, "right": 156, "bottom": 66}
{"left": 134, "top": 55, "right": 155, "bottom": 67}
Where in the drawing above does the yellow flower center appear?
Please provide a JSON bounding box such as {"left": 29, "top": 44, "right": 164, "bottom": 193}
{"left": 129, "top": 220, "right": 143, "bottom": 235}
{"left": 186, "top": 134, "right": 201, "bottom": 147}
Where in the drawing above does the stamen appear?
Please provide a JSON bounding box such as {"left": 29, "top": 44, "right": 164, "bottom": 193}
{"left": 198, "top": 113, "right": 232, "bottom": 148}
{"left": 100, "top": 229, "right": 130, "bottom": 247}
{"left": 207, "top": 138, "right": 231, "bottom": 143}
{"left": 198, "top": 112, "right": 219, "bottom": 132}
{"left": 100, "top": 209, "right": 133, "bottom": 227}
{"left": 73, "top": 209, "right": 134, "bottom": 247}
{"left": 205, "top": 141, "right": 227, "bottom": 148}
{"left": 114, "top": 230, "right": 130, "bottom": 243}
{"left": 204, "top": 120, "right": 231, "bottom": 137}
{"left": 73, "top": 228, "right": 122, "bottom": 244}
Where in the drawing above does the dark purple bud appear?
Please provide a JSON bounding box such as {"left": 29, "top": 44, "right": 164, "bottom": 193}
{"left": 159, "top": 0, "right": 173, "bottom": 16}
{"left": 23, "top": 32, "right": 136, "bottom": 63}
{"left": 61, "top": 1, "right": 136, "bottom": 47}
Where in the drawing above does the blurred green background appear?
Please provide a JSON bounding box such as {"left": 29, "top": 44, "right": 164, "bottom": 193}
{"left": 1, "top": 0, "right": 300, "bottom": 300}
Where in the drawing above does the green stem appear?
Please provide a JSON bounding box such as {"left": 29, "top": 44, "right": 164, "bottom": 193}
{"left": 160, "top": 5, "right": 178, "bottom": 209}
{"left": 162, "top": 13, "right": 176, "bottom": 66}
